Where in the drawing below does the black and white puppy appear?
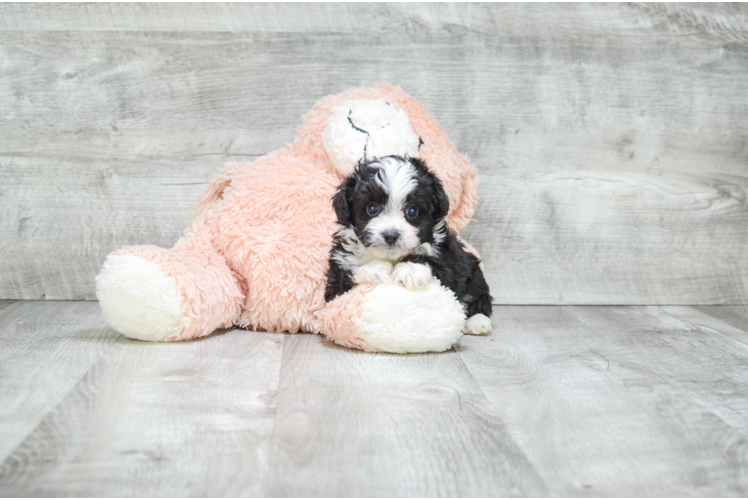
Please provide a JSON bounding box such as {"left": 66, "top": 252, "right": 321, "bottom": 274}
{"left": 325, "top": 155, "right": 492, "bottom": 335}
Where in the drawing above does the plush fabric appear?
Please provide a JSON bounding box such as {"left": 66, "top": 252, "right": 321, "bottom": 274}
{"left": 96, "top": 83, "right": 482, "bottom": 353}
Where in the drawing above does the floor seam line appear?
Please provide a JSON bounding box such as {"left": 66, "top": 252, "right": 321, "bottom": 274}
{"left": 259, "top": 331, "right": 289, "bottom": 496}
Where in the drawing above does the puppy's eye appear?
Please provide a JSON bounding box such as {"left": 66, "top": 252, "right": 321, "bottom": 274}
{"left": 367, "top": 203, "right": 380, "bottom": 216}
{"left": 405, "top": 206, "right": 418, "bottom": 218}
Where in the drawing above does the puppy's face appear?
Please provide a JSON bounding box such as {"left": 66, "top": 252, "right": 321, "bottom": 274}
{"left": 333, "top": 156, "right": 449, "bottom": 261}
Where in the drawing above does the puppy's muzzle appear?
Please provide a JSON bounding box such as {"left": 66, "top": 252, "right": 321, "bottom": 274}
{"left": 382, "top": 230, "right": 400, "bottom": 246}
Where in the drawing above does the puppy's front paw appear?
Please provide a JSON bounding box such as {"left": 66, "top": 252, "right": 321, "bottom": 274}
{"left": 392, "top": 262, "right": 433, "bottom": 291}
{"left": 465, "top": 313, "right": 492, "bottom": 335}
{"left": 354, "top": 261, "right": 394, "bottom": 285}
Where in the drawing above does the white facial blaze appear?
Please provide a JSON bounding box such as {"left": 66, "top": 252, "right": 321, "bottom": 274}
{"left": 364, "top": 157, "right": 420, "bottom": 260}
{"left": 373, "top": 156, "right": 417, "bottom": 214}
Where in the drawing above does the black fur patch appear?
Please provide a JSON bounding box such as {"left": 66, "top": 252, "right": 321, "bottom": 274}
{"left": 402, "top": 231, "right": 493, "bottom": 318}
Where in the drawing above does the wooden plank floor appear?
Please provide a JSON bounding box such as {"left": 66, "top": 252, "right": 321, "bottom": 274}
{"left": 0, "top": 302, "right": 747, "bottom": 496}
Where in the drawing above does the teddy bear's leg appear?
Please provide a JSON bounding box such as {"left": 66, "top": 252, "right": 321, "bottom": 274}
{"left": 96, "top": 226, "right": 245, "bottom": 342}
{"left": 319, "top": 282, "right": 466, "bottom": 354}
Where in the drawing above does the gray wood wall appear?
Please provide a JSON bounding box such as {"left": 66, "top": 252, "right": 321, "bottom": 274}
{"left": 1, "top": 3, "right": 747, "bottom": 304}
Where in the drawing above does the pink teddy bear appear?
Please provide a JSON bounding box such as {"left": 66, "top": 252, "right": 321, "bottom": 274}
{"left": 96, "top": 83, "right": 485, "bottom": 353}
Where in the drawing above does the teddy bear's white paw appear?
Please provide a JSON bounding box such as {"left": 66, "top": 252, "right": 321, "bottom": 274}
{"left": 354, "top": 261, "right": 394, "bottom": 285}
{"left": 392, "top": 262, "right": 432, "bottom": 291}
{"left": 96, "top": 253, "right": 186, "bottom": 342}
{"left": 359, "top": 282, "right": 466, "bottom": 353}
{"left": 465, "top": 313, "right": 492, "bottom": 335}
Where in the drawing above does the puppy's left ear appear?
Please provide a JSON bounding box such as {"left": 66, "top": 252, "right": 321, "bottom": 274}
{"left": 332, "top": 176, "right": 356, "bottom": 225}
{"left": 432, "top": 177, "right": 450, "bottom": 219}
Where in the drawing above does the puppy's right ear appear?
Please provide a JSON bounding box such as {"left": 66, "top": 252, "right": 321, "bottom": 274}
{"left": 432, "top": 177, "right": 450, "bottom": 220}
{"left": 332, "top": 176, "right": 356, "bottom": 225}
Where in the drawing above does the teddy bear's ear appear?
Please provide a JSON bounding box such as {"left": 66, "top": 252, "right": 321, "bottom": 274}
{"left": 445, "top": 160, "right": 478, "bottom": 232}
{"left": 332, "top": 175, "right": 356, "bottom": 225}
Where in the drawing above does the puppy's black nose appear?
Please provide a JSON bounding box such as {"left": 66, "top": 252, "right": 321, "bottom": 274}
{"left": 382, "top": 230, "right": 400, "bottom": 245}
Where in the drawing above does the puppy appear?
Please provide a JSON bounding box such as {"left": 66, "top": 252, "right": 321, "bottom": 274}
{"left": 325, "top": 156, "right": 492, "bottom": 335}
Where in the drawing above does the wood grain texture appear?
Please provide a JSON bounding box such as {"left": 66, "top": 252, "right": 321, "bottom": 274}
{"left": 0, "top": 326, "right": 284, "bottom": 497}
{"left": 0, "top": 301, "right": 119, "bottom": 463}
{"left": 458, "top": 306, "right": 748, "bottom": 496}
{"left": 266, "top": 334, "right": 546, "bottom": 497}
{"left": 1, "top": 303, "right": 748, "bottom": 496}
{"left": 567, "top": 305, "right": 748, "bottom": 435}
{"left": 1, "top": 3, "right": 748, "bottom": 303}
{"left": 1, "top": 156, "right": 228, "bottom": 300}
{"left": 1, "top": 3, "right": 746, "bottom": 41}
